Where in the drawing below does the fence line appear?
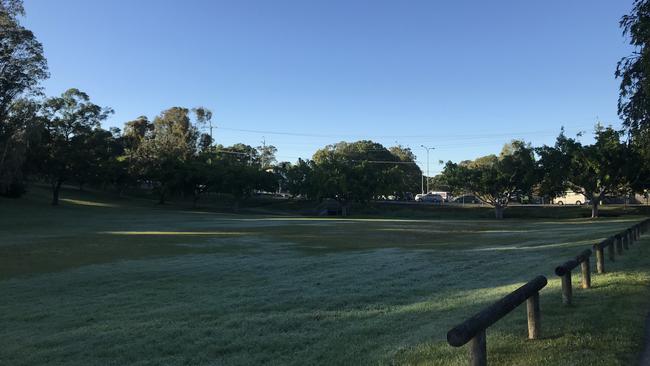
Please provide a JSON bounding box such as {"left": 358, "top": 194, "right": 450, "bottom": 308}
{"left": 446, "top": 218, "right": 650, "bottom": 366}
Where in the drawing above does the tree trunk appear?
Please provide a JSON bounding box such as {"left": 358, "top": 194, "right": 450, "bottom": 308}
{"left": 494, "top": 204, "right": 504, "bottom": 219}
{"left": 591, "top": 200, "right": 599, "bottom": 218}
{"left": 51, "top": 181, "right": 62, "bottom": 206}
{"left": 157, "top": 183, "right": 167, "bottom": 205}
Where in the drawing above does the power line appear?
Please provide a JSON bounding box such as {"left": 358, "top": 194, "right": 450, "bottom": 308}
{"left": 217, "top": 124, "right": 595, "bottom": 141}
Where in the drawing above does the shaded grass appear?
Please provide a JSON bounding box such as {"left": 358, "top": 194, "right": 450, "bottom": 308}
{"left": 1, "top": 187, "right": 649, "bottom": 365}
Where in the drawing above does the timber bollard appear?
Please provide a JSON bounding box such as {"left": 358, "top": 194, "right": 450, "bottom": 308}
{"left": 608, "top": 236, "right": 616, "bottom": 262}
{"left": 594, "top": 244, "right": 605, "bottom": 274}
{"left": 555, "top": 249, "right": 592, "bottom": 305}
{"left": 593, "top": 238, "right": 613, "bottom": 274}
{"left": 615, "top": 234, "right": 624, "bottom": 255}
{"left": 447, "top": 276, "right": 548, "bottom": 366}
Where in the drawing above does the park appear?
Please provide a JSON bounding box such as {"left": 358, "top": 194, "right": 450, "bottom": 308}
{"left": 2, "top": 187, "right": 650, "bottom": 365}
{"left": 4, "top": 0, "right": 650, "bottom": 365}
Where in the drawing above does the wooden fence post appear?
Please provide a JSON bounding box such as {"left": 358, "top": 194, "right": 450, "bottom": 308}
{"left": 623, "top": 233, "right": 630, "bottom": 250}
{"left": 561, "top": 272, "right": 572, "bottom": 305}
{"left": 580, "top": 258, "right": 591, "bottom": 289}
{"left": 526, "top": 292, "right": 541, "bottom": 339}
{"left": 616, "top": 235, "right": 624, "bottom": 255}
{"left": 595, "top": 247, "right": 605, "bottom": 274}
{"left": 447, "top": 276, "right": 548, "bottom": 365}
{"left": 608, "top": 239, "right": 616, "bottom": 261}
{"left": 469, "top": 330, "right": 487, "bottom": 366}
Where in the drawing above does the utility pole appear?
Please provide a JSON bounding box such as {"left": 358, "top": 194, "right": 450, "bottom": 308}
{"left": 260, "top": 136, "right": 266, "bottom": 169}
{"left": 421, "top": 145, "right": 434, "bottom": 194}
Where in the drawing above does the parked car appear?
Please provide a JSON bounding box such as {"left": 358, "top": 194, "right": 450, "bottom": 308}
{"left": 428, "top": 191, "right": 452, "bottom": 202}
{"left": 452, "top": 195, "right": 482, "bottom": 204}
{"left": 415, "top": 193, "right": 443, "bottom": 203}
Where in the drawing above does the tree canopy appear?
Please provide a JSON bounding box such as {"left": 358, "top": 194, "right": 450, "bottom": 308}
{"left": 440, "top": 140, "right": 537, "bottom": 219}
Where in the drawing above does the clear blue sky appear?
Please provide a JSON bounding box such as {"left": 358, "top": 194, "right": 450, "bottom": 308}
{"left": 23, "top": 0, "right": 633, "bottom": 174}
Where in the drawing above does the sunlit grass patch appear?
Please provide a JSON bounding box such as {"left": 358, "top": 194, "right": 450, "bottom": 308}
{"left": 59, "top": 198, "right": 120, "bottom": 207}
{"left": 101, "top": 231, "right": 246, "bottom": 236}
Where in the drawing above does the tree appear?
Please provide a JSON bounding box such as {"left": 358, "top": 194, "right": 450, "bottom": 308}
{"left": 131, "top": 107, "right": 199, "bottom": 204}
{"left": 34, "top": 89, "right": 112, "bottom": 205}
{"left": 441, "top": 141, "right": 537, "bottom": 219}
{"left": 214, "top": 144, "right": 264, "bottom": 204}
{"left": 192, "top": 106, "right": 213, "bottom": 143}
{"left": 293, "top": 140, "right": 421, "bottom": 202}
{"left": 0, "top": 99, "right": 41, "bottom": 196}
{"left": 567, "top": 127, "right": 632, "bottom": 218}
{"left": 0, "top": 0, "right": 49, "bottom": 194}
{"left": 617, "top": 0, "right": 650, "bottom": 133}
{"left": 535, "top": 129, "right": 574, "bottom": 201}
{"left": 257, "top": 142, "right": 277, "bottom": 170}
{"left": 537, "top": 126, "right": 634, "bottom": 218}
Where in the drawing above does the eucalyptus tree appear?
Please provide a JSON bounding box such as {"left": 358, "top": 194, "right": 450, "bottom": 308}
{"left": 132, "top": 107, "right": 199, "bottom": 204}
{"left": 0, "top": 0, "right": 48, "bottom": 193}
{"left": 33, "top": 89, "right": 112, "bottom": 205}
{"left": 0, "top": 99, "right": 41, "bottom": 196}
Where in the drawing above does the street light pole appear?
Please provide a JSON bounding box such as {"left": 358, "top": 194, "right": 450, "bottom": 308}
{"left": 421, "top": 145, "right": 434, "bottom": 194}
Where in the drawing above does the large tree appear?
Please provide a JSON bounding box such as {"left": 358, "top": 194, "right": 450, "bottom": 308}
{"left": 307, "top": 140, "right": 421, "bottom": 202}
{"left": 33, "top": 89, "right": 112, "bottom": 205}
{"left": 131, "top": 107, "right": 199, "bottom": 204}
{"left": 441, "top": 141, "right": 537, "bottom": 219}
{"left": 0, "top": 99, "right": 41, "bottom": 196}
{"left": 0, "top": 0, "right": 49, "bottom": 194}
{"left": 617, "top": 0, "right": 650, "bottom": 133}
{"left": 537, "top": 127, "right": 634, "bottom": 218}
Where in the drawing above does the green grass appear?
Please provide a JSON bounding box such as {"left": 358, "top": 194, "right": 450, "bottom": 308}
{"left": 1, "top": 187, "right": 650, "bottom": 365}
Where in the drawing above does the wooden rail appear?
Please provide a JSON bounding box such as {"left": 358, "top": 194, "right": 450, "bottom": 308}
{"left": 447, "top": 276, "right": 547, "bottom": 366}
{"left": 446, "top": 219, "right": 649, "bottom": 365}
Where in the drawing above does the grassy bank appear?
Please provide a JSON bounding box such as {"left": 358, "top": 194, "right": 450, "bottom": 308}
{"left": 1, "top": 188, "right": 649, "bottom": 365}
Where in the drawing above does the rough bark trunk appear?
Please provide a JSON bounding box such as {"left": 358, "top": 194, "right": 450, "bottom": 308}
{"left": 494, "top": 204, "right": 504, "bottom": 219}
{"left": 158, "top": 188, "right": 166, "bottom": 205}
{"left": 51, "top": 180, "right": 62, "bottom": 206}
{"left": 591, "top": 200, "right": 599, "bottom": 218}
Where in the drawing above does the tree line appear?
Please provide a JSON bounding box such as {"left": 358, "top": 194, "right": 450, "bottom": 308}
{"left": 0, "top": 1, "right": 422, "bottom": 206}
{"left": 2, "top": 0, "right": 650, "bottom": 219}
{"left": 436, "top": 127, "right": 646, "bottom": 219}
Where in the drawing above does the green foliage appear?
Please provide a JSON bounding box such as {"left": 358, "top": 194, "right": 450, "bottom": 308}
{"left": 535, "top": 129, "right": 573, "bottom": 199}
{"left": 440, "top": 140, "right": 537, "bottom": 218}
{"left": 284, "top": 140, "right": 421, "bottom": 202}
{"left": 29, "top": 88, "right": 112, "bottom": 205}
{"left": 0, "top": 99, "right": 41, "bottom": 196}
{"left": 617, "top": 0, "right": 650, "bottom": 133}
{"left": 537, "top": 126, "right": 636, "bottom": 217}
{"left": 0, "top": 0, "right": 48, "bottom": 194}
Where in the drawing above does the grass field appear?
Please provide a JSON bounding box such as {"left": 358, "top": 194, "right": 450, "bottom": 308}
{"left": 2, "top": 188, "right": 650, "bottom": 365}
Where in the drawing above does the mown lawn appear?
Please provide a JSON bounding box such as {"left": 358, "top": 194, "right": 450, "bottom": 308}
{"left": 1, "top": 188, "right": 650, "bottom": 365}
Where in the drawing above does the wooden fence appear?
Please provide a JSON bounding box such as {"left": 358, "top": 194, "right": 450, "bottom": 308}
{"left": 446, "top": 218, "right": 650, "bottom": 366}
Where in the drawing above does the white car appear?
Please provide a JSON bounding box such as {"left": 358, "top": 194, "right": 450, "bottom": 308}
{"left": 415, "top": 193, "right": 443, "bottom": 203}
